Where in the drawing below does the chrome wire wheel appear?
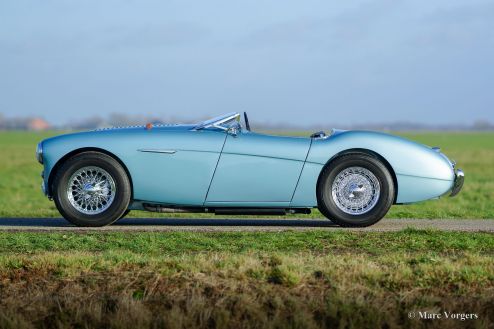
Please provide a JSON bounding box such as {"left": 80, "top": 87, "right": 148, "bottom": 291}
{"left": 331, "top": 166, "right": 380, "bottom": 215}
{"left": 67, "top": 166, "right": 116, "bottom": 215}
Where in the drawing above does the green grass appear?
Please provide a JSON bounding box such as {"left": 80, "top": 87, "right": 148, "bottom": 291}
{"left": 0, "top": 130, "right": 493, "bottom": 218}
{"left": 0, "top": 230, "right": 493, "bottom": 328}
{"left": 1, "top": 229, "right": 493, "bottom": 254}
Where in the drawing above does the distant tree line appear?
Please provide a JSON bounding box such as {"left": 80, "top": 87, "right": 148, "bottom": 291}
{"left": 0, "top": 113, "right": 493, "bottom": 131}
{"left": 0, "top": 114, "right": 51, "bottom": 131}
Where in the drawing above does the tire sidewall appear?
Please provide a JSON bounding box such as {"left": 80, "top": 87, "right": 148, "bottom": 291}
{"left": 317, "top": 154, "right": 394, "bottom": 227}
{"left": 53, "top": 152, "right": 131, "bottom": 227}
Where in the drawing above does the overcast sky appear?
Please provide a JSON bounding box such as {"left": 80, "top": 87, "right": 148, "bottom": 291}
{"left": 0, "top": 0, "right": 493, "bottom": 126}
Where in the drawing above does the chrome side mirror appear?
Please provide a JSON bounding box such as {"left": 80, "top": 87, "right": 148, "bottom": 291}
{"left": 227, "top": 126, "right": 239, "bottom": 137}
{"left": 210, "top": 123, "right": 240, "bottom": 137}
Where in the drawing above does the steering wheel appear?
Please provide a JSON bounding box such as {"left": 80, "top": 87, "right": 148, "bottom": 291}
{"left": 243, "top": 112, "right": 251, "bottom": 131}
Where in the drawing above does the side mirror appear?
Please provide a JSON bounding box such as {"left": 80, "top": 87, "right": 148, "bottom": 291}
{"left": 227, "top": 126, "right": 239, "bottom": 137}
{"left": 210, "top": 123, "right": 240, "bottom": 137}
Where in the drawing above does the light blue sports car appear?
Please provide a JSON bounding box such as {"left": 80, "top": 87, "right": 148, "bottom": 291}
{"left": 36, "top": 112, "right": 464, "bottom": 227}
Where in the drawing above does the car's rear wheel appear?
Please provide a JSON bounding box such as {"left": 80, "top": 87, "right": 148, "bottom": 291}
{"left": 53, "top": 152, "right": 131, "bottom": 227}
{"left": 317, "top": 153, "right": 395, "bottom": 227}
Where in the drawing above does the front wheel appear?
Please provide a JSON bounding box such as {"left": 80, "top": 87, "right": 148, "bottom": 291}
{"left": 317, "top": 153, "right": 395, "bottom": 227}
{"left": 53, "top": 152, "right": 131, "bottom": 227}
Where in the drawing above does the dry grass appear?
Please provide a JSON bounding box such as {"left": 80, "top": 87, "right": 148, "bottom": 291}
{"left": 0, "top": 246, "right": 493, "bottom": 329}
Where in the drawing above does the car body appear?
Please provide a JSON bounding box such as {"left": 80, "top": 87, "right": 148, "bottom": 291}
{"left": 36, "top": 112, "right": 464, "bottom": 227}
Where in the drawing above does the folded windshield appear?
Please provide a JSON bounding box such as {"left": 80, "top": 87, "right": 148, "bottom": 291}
{"left": 194, "top": 112, "right": 240, "bottom": 130}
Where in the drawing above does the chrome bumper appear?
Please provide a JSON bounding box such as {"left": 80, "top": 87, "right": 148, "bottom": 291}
{"left": 450, "top": 169, "right": 464, "bottom": 197}
{"left": 40, "top": 170, "right": 48, "bottom": 197}
{"left": 41, "top": 181, "right": 47, "bottom": 196}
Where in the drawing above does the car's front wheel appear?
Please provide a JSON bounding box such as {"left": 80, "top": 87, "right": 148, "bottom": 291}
{"left": 53, "top": 152, "right": 131, "bottom": 227}
{"left": 317, "top": 153, "right": 395, "bottom": 227}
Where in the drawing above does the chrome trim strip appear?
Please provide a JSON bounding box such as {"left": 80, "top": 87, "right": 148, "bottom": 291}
{"left": 137, "top": 149, "right": 177, "bottom": 154}
{"left": 450, "top": 169, "right": 464, "bottom": 197}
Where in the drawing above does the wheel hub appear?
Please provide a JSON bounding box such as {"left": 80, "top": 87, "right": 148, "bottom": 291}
{"left": 67, "top": 166, "right": 116, "bottom": 215}
{"left": 331, "top": 166, "right": 380, "bottom": 215}
{"left": 348, "top": 183, "right": 365, "bottom": 198}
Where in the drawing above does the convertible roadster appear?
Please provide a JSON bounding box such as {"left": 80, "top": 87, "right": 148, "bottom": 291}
{"left": 36, "top": 112, "right": 464, "bottom": 227}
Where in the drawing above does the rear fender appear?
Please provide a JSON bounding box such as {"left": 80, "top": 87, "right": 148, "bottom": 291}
{"left": 293, "top": 131, "right": 454, "bottom": 205}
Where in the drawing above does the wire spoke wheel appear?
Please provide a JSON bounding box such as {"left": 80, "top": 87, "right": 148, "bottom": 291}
{"left": 67, "top": 166, "right": 116, "bottom": 215}
{"left": 331, "top": 166, "right": 380, "bottom": 215}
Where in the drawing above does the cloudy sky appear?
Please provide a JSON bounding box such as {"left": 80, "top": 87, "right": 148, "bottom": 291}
{"left": 0, "top": 0, "right": 493, "bottom": 126}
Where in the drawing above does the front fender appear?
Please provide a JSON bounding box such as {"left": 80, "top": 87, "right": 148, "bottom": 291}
{"left": 41, "top": 131, "right": 136, "bottom": 196}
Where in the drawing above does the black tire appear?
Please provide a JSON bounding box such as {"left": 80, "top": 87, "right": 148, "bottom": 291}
{"left": 119, "top": 209, "right": 131, "bottom": 220}
{"left": 317, "top": 153, "right": 395, "bottom": 227}
{"left": 53, "top": 152, "right": 131, "bottom": 227}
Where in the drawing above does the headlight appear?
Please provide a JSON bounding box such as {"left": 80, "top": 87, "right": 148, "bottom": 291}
{"left": 36, "top": 142, "right": 43, "bottom": 164}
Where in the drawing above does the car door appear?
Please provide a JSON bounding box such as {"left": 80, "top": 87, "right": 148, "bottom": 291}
{"left": 205, "top": 132, "right": 311, "bottom": 206}
{"left": 128, "top": 128, "right": 226, "bottom": 206}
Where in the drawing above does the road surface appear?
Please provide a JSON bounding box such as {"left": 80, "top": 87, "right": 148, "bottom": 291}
{"left": 0, "top": 218, "right": 492, "bottom": 232}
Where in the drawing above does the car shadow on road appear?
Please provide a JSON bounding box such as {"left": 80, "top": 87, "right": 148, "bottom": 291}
{"left": 118, "top": 218, "right": 339, "bottom": 227}
{"left": 0, "top": 218, "right": 338, "bottom": 227}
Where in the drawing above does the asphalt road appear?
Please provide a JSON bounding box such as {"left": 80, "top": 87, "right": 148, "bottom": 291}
{"left": 0, "top": 218, "right": 492, "bottom": 232}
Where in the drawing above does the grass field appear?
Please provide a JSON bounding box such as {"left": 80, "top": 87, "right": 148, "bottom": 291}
{"left": 0, "top": 131, "right": 493, "bottom": 328}
{"left": 0, "top": 229, "right": 493, "bottom": 328}
{"left": 0, "top": 130, "right": 492, "bottom": 219}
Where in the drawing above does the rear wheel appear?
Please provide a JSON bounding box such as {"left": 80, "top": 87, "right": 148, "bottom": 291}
{"left": 53, "top": 152, "right": 131, "bottom": 227}
{"left": 317, "top": 153, "right": 395, "bottom": 227}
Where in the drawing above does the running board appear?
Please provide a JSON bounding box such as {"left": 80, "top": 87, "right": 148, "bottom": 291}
{"left": 215, "top": 208, "right": 286, "bottom": 215}
{"left": 143, "top": 204, "right": 311, "bottom": 216}
{"left": 214, "top": 208, "right": 311, "bottom": 215}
